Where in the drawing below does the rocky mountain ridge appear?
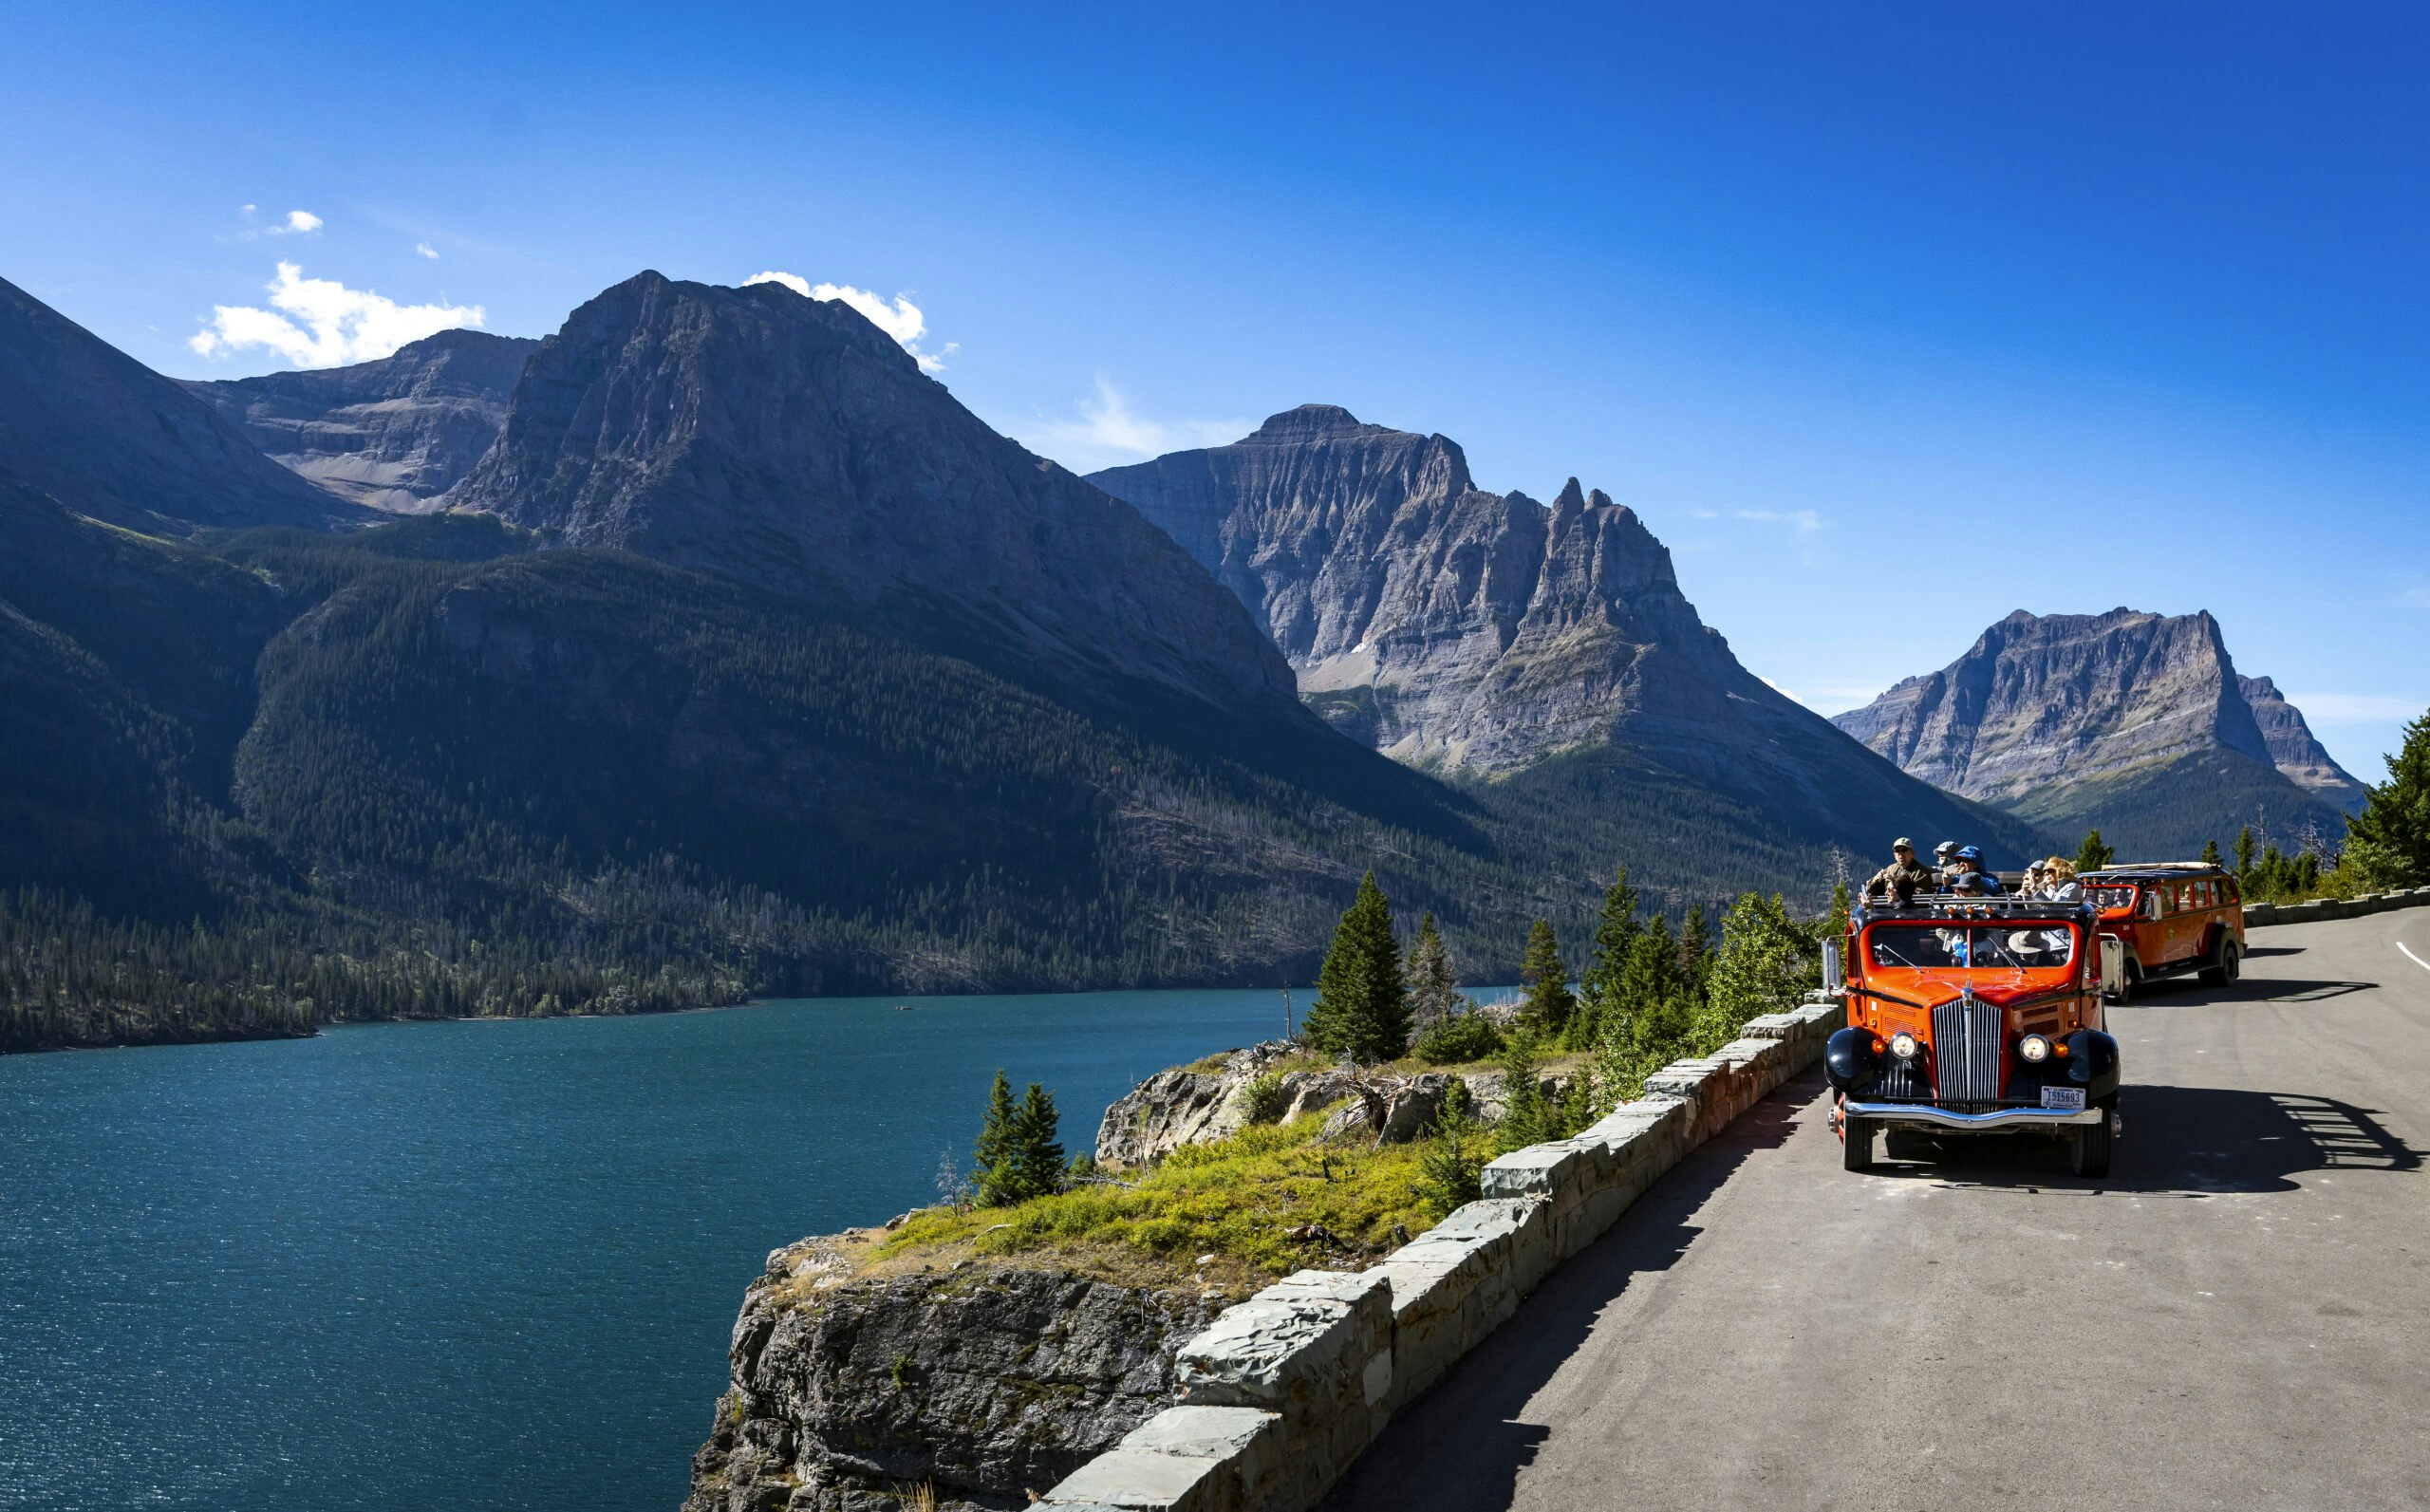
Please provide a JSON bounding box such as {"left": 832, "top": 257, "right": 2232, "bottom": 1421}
{"left": 1832, "top": 608, "right": 2360, "bottom": 855}
{"left": 183, "top": 329, "right": 537, "bottom": 511}
{"left": 446, "top": 272, "right": 1296, "bottom": 713}
{"left": 1090, "top": 404, "right": 2050, "bottom": 867}
{"left": 0, "top": 273, "right": 362, "bottom": 533}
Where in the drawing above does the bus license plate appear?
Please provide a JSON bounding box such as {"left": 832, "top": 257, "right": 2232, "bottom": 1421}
{"left": 2041, "top": 1087, "right": 2086, "bottom": 1111}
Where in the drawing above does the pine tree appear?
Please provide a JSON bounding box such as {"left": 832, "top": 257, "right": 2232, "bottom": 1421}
{"left": 972, "top": 1070, "right": 1023, "bottom": 1206}
{"left": 2074, "top": 829, "right": 2116, "bottom": 872}
{"left": 1405, "top": 912, "right": 1461, "bottom": 1030}
{"left": 1519, "top": 919, "right": 1575, "bottom": 1037}
{"left": 2342, "top": 708, "right": 2430, "bottom": 887}
{"left": 1304, "top": 870, "right": 1411, "bottom": 1062}
{"left": 1827, "top": 880, "right": 1852, "bottom": 940}
{"left": 2234, "top": 825, "right": 2256, "bottom": 879}
{"left": 1010, "top": 1082, "right": 1066, "bottom": 1201}
{"left": 1676, "top": 903, "right": 1711, "bottom": 985}
{"left": 1574, "top": 868, "right": 1641, "bottom": 1045}
{"left": 2199, "top": 838, "right": 2223, "bottom": 868}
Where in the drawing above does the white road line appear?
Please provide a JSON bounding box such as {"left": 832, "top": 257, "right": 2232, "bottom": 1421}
{"left": 2400, "top": 942, "right": 2430, "bottom": 975}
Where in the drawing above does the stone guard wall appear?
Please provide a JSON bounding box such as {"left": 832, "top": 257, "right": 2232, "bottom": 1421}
{"left": 1033, "top": 998, "right": 1845, "bottom": 1512}
{"left": 2241, "top": 887, "right": 2430, "bottom": 926}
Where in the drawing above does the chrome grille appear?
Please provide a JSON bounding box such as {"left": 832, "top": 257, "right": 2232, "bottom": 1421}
{"left": 1931, "top": 996, "right": 2005, "bottom": 1107}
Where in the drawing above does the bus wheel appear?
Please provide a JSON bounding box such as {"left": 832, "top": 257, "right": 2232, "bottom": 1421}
{"left": 2069, "top": 1099, "right": 2115, "bottom": 1180}
{"left": 2199, "top": 935, "right": 2240, "bottom": 987}
{"left": 1842, "top": 1114, "right": 1876, "bottom": 1172}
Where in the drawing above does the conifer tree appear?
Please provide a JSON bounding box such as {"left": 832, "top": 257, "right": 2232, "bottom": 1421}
{"left": 1574, "top": 868, "right": 1641, "bottom": 1043}
{"left": 2342, "top": 709, "right": 2430, "bottom": 887}
{"left": 972, "top": 1070, "right": 1022, "bottom": 1206}
{"left": 1676, "top": 902, "right": 1711, "bottom": 985}
{"left": 2074, "top": 829, "right": 2116, "bottom": 872}
{"left": 1010, "top": 1082, "right": 1065, "bottom": 1201}
{"left": 1305, "top": 870, "right": 1410, "bottom": 1062}
{"left": 1405, "top": 912, "right": 1461, "bottom": 1029}
{"left": 2200, "top": 838, "right": 2223, "bottom": 868}
{"left": 1519, "top": 919, "right": 1575, "bottom": 1036}
{"left": 2234, "top": 825, "right": 2257, "bottom": 878}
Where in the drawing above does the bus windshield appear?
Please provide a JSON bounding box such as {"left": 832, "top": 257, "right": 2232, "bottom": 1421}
{"left": 2087, "top": 886, "right": 2138, "bottom": 912}
{"left": 1866, "top": 924, "right": 2076, "bottom": 971}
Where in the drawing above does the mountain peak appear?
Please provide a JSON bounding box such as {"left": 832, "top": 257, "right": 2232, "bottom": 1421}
{"left": 447, "top": 271, "right": 1295, "bottom": 710}
{"left": 1243, "top": 404, "right": 1385, "bottom": 444}
{"left": 1834, "top": 606, "right": 2357, "bottom": 851}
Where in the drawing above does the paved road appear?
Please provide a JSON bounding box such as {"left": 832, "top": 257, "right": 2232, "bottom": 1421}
{"left": 1327, "top": 907, "right": 2430, "bottom": 1511}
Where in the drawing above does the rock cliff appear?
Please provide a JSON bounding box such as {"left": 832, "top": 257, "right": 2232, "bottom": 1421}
{"left": 183, "top": 329, "right": 536, "bottom": 511}
{"left": 685, "top": 1240, "right": 1216, "bottom": 1512}
{"left": 1832, "top": 608, "right": 2356, "bottom": 855}
{"left": 2238, "top": 674, "right": 2368, "bottom": 812}
{"left": 0, "top": 273, "right": 361, "bottom": 533}
{"left": 448, "top": 272, "right": 1296, "bottom": 713}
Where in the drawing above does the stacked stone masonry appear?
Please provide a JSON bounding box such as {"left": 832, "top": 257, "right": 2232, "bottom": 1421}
{"left": 2242, "top": 887, "right": 2430, "bottom": 927}
{"left": 1035, "top": 997, "right": 1846, "bottom": 1512}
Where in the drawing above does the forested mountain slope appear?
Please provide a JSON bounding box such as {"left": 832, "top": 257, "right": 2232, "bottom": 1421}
{"left": 1, "top": 276, "right": 2046, "bottom": 1052}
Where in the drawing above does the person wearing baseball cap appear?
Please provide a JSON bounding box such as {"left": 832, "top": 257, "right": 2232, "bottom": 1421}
{"left": 1865, "top": 837, "right": 1937, "bottom": 902}
{"left": 1950, "top": 844, "right": 2003, "bottom": 894}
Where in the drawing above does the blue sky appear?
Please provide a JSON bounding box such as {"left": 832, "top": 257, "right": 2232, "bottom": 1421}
{"left": 7, "top": 2, "right": 2424, "bottom": 778}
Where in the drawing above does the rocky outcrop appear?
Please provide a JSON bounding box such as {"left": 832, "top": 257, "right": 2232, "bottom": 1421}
{"left": 684, "top": 1241, "right": 1216, "bottom": 1512}
{"left": 1832, "top": 608, "right": 2353, "bottom": 855}
{"left": 2238, "top": 674, "right": 2367, "bottom": 812}
{"left": 184, "top": 329, "right": 536, "bottom": 511}
{"left": 0, "top": 273, "right": 361, "bottom": 533}
{"left": 1092, "top": 1039, "right": 1568, "bottom": 1167}
{"left": 447, "top": 272, "right": 1296, "bottom": 713}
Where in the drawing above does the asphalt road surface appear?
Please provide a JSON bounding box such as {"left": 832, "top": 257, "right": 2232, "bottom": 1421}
{"left": 1326, "top": 907, "right": 2430, "bottom": 1511}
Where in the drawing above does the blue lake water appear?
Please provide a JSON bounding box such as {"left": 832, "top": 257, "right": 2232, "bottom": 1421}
{"left": 0, "top": 987, "right": 1507, "bottom": 1512}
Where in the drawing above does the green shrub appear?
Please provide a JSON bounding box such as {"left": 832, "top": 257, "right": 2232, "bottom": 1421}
{"left": 1411, "top": 1007, "right": 1504, "bottom": 1064}
{"left": 1240, "top": 1069, "right": 1291, "bottom": 1124}
{"left": 1416, "top": 1078, "right": 1487, "bottom": 1219}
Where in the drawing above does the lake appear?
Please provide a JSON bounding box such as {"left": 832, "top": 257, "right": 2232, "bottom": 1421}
{"left": 0, "top": 986, "right": 1506, "bottom": 1511}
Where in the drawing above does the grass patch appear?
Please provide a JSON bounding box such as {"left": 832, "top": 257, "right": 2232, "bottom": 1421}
{"left": 877, "top": 1111, "right": 1432, "bottom": 1276}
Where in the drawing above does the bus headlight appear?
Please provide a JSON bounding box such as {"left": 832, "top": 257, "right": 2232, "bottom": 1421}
{"left": 1888, "top": 1032, "right": 1919, "bottom": 1061}
{"left": 2019, "top": 1034, "right": 2052, "bottom": 1064}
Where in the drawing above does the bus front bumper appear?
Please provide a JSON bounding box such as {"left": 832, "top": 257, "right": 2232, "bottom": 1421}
{"left": 1841, "top": 1100, "right": 2109, "bottom": 1131}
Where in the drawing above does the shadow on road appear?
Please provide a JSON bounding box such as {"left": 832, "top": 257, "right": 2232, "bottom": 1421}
{"left": 1875, "top": 1084, "right": 2420, "bottom": 1195}
{"left": 1318, "top": 1075, "right": 1810, "bottom": 1511}
{"left": 2132, "top": 974, "right": 2378, "bottom": 1006}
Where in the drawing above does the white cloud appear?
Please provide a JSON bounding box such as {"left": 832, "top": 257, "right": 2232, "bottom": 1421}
{"left": 1013, "top": 378, "right": 1251, "bottom": 474}
{"left": 415, "top": 241, "right": 439, "bottom": 260}
{"left": 1734, "top": 507, "right": 1823, "bottom": 534}
{"left": 274, "top": 209, "right": 322, "bottom": 234}
{"left": 743, "top": 271, "right": 955, "bottom": 372}
{"left": 2282, "top": 692, "right": 2427, "bottom": 722}
{"left": 189, "top": 262, "right": 484, "bottom": 367}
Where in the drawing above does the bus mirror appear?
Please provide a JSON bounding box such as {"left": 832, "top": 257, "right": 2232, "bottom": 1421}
{"left": 2100, "top": 937, "right": 2126, "bottom": 997}
{"left": 1822, "top": 938, "right": 1845, "bottom": 996}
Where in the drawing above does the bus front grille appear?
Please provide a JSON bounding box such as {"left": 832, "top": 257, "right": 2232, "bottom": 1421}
{"left": 1931, "top": 997, "right": 2004, "bottom": 1108}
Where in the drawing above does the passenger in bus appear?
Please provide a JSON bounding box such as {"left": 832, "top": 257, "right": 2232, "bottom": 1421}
{"left": 2038, "top": 857, "right": 2082, "bottom": 901}
{"left": 1949, "top": 845, "right": 2002, "bottom": 894}
{"left": 1933, "top": 841, "right": 1960, "bottom": 884}
{"left": 1865, "top": 837, "right": 1938, "bottom": 902}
